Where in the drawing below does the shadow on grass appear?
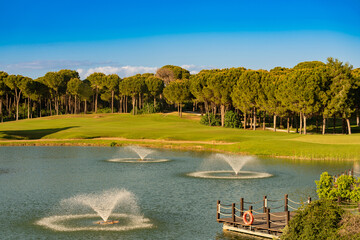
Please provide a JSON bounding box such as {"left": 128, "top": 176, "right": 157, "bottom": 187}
{"left": 0, "top": 126, "right": 79, "bottom": 140}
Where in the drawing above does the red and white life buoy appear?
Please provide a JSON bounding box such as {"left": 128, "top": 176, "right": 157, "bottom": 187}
{"left": 243, "top": 211, "right": 254, "bottom": 225}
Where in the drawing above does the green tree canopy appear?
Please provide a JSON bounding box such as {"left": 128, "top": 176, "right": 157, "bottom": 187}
{"left": 163, "top": 79, "right": 191, "bottom": 117}
{"left": 293, "top": 61, "right": 326, "bottom": 69}
{"left": 156, "top": 65, "right": 190, "bottom": 84}
{"left": 87, "top": 72, "right": 106, "bottom": 113}
{"left": 145, "top": 76, "right": 164, "bottom": 106}
{"left": 4, "top": 75, "right": 28, "bottom": 120}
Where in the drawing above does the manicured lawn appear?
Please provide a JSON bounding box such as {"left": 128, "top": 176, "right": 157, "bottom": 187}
{"left": 0, "top": 113, "right": 359, "bottom": 160}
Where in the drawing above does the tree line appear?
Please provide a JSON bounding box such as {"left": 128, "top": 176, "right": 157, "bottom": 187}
{"left": 0, "top": 59, "right": 359, "bottom": 134}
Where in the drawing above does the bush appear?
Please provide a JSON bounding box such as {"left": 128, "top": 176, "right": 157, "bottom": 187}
{"left": 224, "top": 111, "right": 242, "bottom": 128}
{"left": 316, "top": 172, "right": 360, "bottom": 202}
{"left": 281, "top": 199, "right": 344, "bottom": 240}
{"left": 336, "top": 175, "right": 356, "bottom": 200}
{"left": 138, "top": 103, "right": 160, "bottom": 114}
{"left": 350, "top": 180, "right": 360, "bottom": 202}
{"left": 316, "top": 172, "right": 337, "bottom": 200}
{"left": 97, "top": 107, "right": 112, "bottom": 113}
{"left": 200, "top": 113, "right": 220, "bottom": 126}
{"left": 130, "top": 103, "right": 160, "bottom": 115}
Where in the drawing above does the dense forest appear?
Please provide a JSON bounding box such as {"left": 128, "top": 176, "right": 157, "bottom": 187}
{"left": 0, "top": 58, "right": 359, "bottom": 135}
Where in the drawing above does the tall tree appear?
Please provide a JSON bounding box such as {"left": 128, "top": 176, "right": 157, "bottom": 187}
{"left": 20, "top": 77, "right": 35, "bottom": 119}
{"left": 29, "top": 79, "right": 49, "bottom": 118}
{"left": 351, "top": 68, "right": 360, "bottom": 126}
{"left": 231, "top": 70, "right": 262, "bottom": 130}
{"left": 190, "top": 70, "right": 214, "bottom": 118}
{"left": 163, "top": 80, "right": 191, "bottom": 117}
{"left": 145, "top": 76, "right": 164, "bottom": 107}
{"left": 121, "top": 74, "right": 146, "bottom": 115}
{"left": 67, "top": 78, "right": 82, "bottom": 114}
{"left": 4, "top": 75, "right": 27, "bottom": 120}
{"left": 207, "top": 70, "right": 238, "bottom": 127}
{"left": 106, "top": 74, "right": 120, "bottom": 113}
{"left": 324, "top": 58, "right": 356, "bottom": 134}
{"left": 283, "top": 68, "right": 324, "bottom": 134}
{"left": 79, "top": 80, "right": 93, "bottom": 114}
{"left": 0, "top": 71, "right": 9, "bottom": 122}
{"left": 87, "top": 72, "right": 106, "bottom": 113}
{"left": 43, "top": 72, "right": 63, "bottom": 115}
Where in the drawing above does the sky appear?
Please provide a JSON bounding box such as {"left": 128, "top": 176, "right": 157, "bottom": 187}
{"left": 0, "top": 0, "right": 359, "bottom": 79}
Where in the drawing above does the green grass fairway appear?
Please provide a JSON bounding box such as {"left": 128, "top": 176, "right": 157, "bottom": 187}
{"left": 0, "top": 113, "right": 359, "bottom": 160}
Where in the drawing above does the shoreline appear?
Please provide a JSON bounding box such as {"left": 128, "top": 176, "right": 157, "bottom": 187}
{"left": 0, "top": 138, "right": 358, "bottom": 161}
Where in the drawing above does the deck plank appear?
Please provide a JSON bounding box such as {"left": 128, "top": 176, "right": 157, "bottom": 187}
{"left": 218, "top": 211, "right": 296, "bottom": 233}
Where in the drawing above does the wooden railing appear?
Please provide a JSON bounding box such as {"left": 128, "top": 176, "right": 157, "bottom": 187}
{"left": 217, "top": 194, "right": 311, "bottom": 231}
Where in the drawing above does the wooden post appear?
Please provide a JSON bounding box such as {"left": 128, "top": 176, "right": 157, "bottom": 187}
{"left": 358, "top": 203, "right": 360, "bottom": 213}
{"left": 232, "top": 203, "right": 236, "bottom": 223}
{"left": 249, "top": 205, "right": 253, "bottom": 214}
{"left": 286, "top": 210, "right": 290, "bottom": 226}
{"left": 240, "top": 198, "right": 244, "bottom": 216}
{"left": 308, "top": 197, "right": 311, "bottom": 204}
{"left": 351, "top": 168, "right": 354, "bottom": 177}
{"left": 263, "top": 195, "right": 267, "bottom": 213}
{"left": 284, "top": 194, "right": 288, "bottom": 212}
{"left": 266, "top": 208, "right": 270, "bottom": 231}
{"left": 217, "top": 200, "right": 220, "bottom": 220}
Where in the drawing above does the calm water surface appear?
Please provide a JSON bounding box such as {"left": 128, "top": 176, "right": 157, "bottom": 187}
{"left": 0, "top": 146, "right": 357, "bottom": 240}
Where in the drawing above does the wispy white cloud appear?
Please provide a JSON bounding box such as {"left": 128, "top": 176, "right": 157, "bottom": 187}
{"left": 3, "top": 60, "right": 108, "bottom": 70}
{"left": 79, "top": 64, "right": 213, "bottom": 78}
{"left": 180, "top": 64, "right": 213, "bottom": 74}
{"left": 78, "top": 66, "right": 158, "bottom": 79}
{"left": 0, "top": 59, "right": 211, "bottom": 79}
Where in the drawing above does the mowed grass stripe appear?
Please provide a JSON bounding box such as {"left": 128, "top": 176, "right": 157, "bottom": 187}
{"left": 0, "top": 113, "right": 359, "bottom": 160}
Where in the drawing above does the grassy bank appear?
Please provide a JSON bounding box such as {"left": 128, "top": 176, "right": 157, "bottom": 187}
{"left": 0, "top": 113, "right": 359, "bottom": 160}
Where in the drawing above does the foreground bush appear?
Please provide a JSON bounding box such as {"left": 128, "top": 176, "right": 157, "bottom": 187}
{"left": 281, "top": 199, "right": 344, "bottom": 240}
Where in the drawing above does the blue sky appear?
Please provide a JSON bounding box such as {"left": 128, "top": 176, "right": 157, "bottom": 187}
{"left": 1, "top": 0, "right": 359, "bottom": 79}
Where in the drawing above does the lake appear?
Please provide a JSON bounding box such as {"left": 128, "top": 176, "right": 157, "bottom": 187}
{"left": 0, "top": 146, "right": 356, "bottom": 239}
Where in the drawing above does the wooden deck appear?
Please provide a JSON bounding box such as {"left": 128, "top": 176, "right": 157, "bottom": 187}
{"left": 216, "top": 195, "right": 304, "bottom": 239}
{"left": 218, "top": 211, "right": 296, "bottom": 237}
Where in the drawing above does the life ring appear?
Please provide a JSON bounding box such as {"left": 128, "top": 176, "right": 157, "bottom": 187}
{"left": 243, "top": 211, "right": 254, "bottom": 225}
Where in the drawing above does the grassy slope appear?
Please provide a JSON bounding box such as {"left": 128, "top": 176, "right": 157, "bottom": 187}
{"left": 0, "top": 113, "right": 359, "bottom": 160}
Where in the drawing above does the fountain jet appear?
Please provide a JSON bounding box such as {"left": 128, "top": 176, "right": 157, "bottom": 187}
{"left": 215, "top": 153, "right": 253, "bottom": 175}
{"left": 61, "top": 189, "right": 139, "bottom": 222}
{"left": 127, "top": 146, "right": 154, "bottom": 161}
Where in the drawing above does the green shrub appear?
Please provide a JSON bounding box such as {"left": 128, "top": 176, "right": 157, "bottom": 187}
{"left": 316, "top": 172, "right": 337, "bottom": 200}
{"left": 110, "top": 142, "right": 117, "bottom": 147}
{"left": 130, "top": 103, "right": 160, "bottom": 115}
{"left": 200, "top": 113, "right": 220, "bottom": 126}
{"left": 350, "top": 179, "right": 360, "bottom": 202}
{"left": 137, "top": 103, "right": 160, "bottom": 114}
{"left": 224, "top": 111, "right": 242, "bottom": 128}
{"left": 281, "top": 199, "right": 344, "bottom": 240}
{"left": 316, "top": 172, "right": 360, "bottom": 202}
{"left": 97, "top": 107, "right": 112, "bottom": 113}
{"left": 336, "top": 175, "right": 356, "bottom": 200}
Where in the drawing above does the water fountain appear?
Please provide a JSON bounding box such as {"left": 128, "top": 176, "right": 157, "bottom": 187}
{"left": 107, "top": 146, "right": 170, "bottom": 163}
{"left": 36, "top": 188, "right": 153, "bottom": 231}
{"left": 187, "top": 153, "right": 272, "bottom": 179}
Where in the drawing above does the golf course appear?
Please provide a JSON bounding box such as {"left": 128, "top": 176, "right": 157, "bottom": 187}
{"left": 0, "top": 112, "right": 359, "bottom": 161}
